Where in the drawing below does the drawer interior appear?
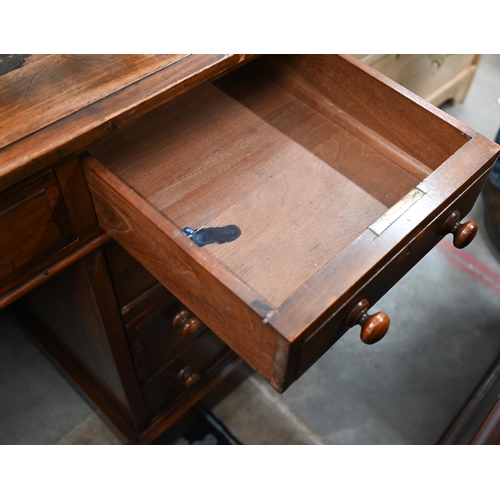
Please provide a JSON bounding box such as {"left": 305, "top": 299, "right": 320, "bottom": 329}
{"left": 85, "top": 54, "right": 500, "bottom": 391}
{"left": 90, "top": 55, "right": 470, "bottom": 310}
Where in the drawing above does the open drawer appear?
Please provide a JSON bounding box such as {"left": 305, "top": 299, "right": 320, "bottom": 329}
{"left": 83, "top": 55, "right": 500, "bottom": 392}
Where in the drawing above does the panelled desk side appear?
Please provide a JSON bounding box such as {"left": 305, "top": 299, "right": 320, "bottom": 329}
{"left": 0, "top": 55, "right": 254, "bottom": 443}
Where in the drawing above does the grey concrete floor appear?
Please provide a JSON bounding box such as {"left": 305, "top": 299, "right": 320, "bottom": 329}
{"left": 1, "top": 55, "right": 500, "bottom": 445}
{"left": 0, "top": 312, "right": 94, "bottom": 444}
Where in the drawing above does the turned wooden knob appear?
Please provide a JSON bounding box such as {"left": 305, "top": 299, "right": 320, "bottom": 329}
{"left": 178, "top": 366, "right": 200, "bottom": 388}
{"left": 441, "top": 210, "right": 478, "bottom": 249}
{"left": 172, "top": 310, "right": 201, "bottom": 335}
{"left": 345, "top": 299, "right": 390, "bottom": 345}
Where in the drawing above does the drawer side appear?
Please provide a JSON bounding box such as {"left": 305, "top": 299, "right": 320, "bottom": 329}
{"left": 83, "top": 154, "right": 290, "bottom": 391}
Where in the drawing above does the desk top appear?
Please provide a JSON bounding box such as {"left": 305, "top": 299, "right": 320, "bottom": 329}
{"left": 0, "top": 54, "right": 252, "bottom": 191}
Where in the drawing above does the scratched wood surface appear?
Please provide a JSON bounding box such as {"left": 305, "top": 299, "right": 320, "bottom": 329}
{"left": 0, "top": 54, "right": 186, "bottom": 150}
{"left": 90, "top": 70, "right": 423, "bottom": 308}
{"left": 0, "top": 54, "right": 49, "bottom": 76}
{"left": 0, "top": 54, "right": 253, "bottom": 192}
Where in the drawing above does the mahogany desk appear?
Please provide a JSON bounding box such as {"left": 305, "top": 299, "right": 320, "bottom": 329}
{"left": 1, "top": 54, "right": 498, "bottom": 443}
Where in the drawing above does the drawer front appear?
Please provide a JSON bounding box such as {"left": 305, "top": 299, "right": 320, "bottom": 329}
{"left": 127, "top": 296, "right": 207, "bottom": 380}
{"left": 141, "top": 330, "right": 231, "bottom": 417}
{"left": 105, "top": 243, "right": 160, "bottom": 310}
{"left": 0, "top": 159, "right": 99, "bottom": 304}
{"left": 0, "top": 169, "right": 76, "bottom": 284}
{"left": 296, "top": 168, "right": 491, "bottom": 379}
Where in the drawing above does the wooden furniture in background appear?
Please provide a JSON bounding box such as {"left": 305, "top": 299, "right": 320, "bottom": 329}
{"left": 439, "top": 352, "right": 500, "bottom": 445}
{"left": 354, "top": 54, "right": 481, "bottom": 107}
{"left": 1, "top": 54, "right": 499, "bottom": 443}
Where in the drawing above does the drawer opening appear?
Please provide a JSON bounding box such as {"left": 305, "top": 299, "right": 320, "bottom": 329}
{"left": 89, "top": 55, "right": 471, "bottom": 311}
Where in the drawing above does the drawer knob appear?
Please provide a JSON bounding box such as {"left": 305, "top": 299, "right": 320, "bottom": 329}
{"left": 441, "top": 210, "right": 478, "bottom": 249}
{"left": 178, "top": 366, "right": 200, "bottom": 388}
{"left": 172, "top": 310, "right": 201, "bottom": 335}
{"left": 345, "top": 299, "right": 390, "bottom": 345}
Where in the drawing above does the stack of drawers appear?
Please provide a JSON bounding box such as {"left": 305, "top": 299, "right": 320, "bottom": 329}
{"left": 104, "top": 243, "right": 233, "bottom": 419}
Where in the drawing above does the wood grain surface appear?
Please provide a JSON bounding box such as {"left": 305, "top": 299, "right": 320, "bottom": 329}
{"left": 265, "top": 55, "right": 470, "bottom": 169}
{"left": 0, "top": 55, "right": 186, "bottom": 149}
{"left": 91, "top": 71, "right": 422, "bottom": 308}
{"left": 0, "top": 54, "right": 254, "bottom": 191}
{"left": 0, "top": 55, "right": 49, "bottom": 76}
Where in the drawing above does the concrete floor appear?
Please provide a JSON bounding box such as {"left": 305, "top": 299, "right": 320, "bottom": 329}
{"left": 1, "top": 55, "right": 500, "bottom": 445}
